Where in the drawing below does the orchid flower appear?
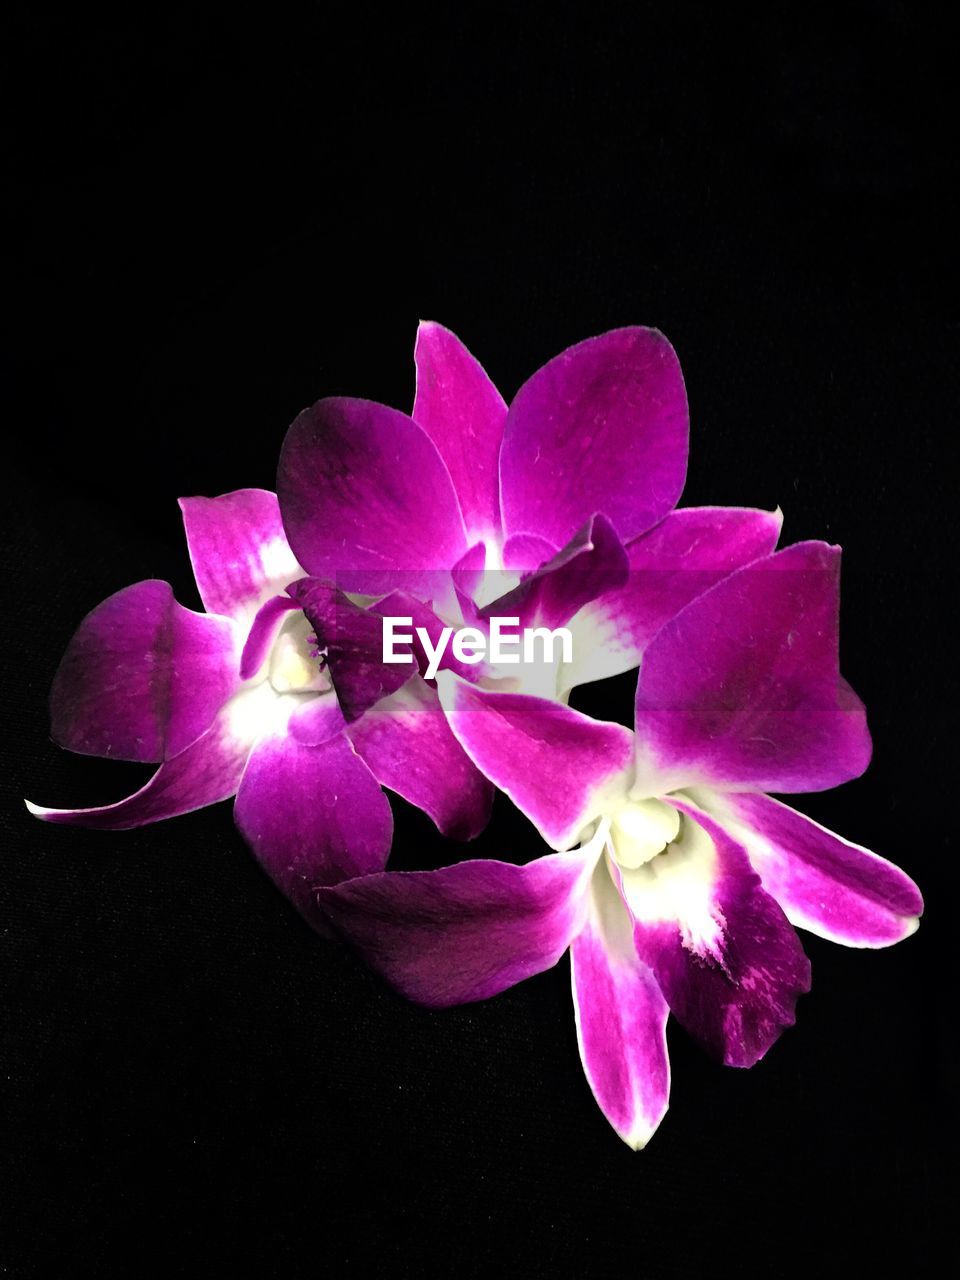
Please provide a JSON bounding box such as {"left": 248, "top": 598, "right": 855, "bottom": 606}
{"left": 26, "top": 489, "right": 492, "bottom": 915}
{"left": 310, "top": 540, "right": 922, "bottom": 1148}
{"left": 277, "top": 321, "right": 786, "bottom": 706}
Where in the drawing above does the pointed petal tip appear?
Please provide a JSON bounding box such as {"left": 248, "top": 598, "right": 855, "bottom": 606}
{"left": 619, "top": 1109, "right": 666, "bottom": 1151}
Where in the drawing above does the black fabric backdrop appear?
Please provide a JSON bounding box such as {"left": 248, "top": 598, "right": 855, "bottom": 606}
{"left": 1, "top": 7, "right": 953, "bottom": 1276}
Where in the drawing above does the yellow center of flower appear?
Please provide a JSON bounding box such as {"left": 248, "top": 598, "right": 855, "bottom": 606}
{"left": 609, "top": 798, "right": 682, "bottom": 869}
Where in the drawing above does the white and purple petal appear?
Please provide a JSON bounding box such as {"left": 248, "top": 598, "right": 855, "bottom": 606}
{"left": 499, "top": 327, "right": 688, "bottom": 549}
{"left": 179, "top": 488, "right": 301, "bottom": 622}
{"left": 624, "top": 802, "right": 811, "bottom": 1067}
{"left": 286, "top": 692, "right": 347, "bottom": 745}
{"left": 234, "top": 728, "right": 393, "bottom": 919}
{"left": 346, "top": 680, "right": 493, "bottom": 841}
{"left": 571, "top": 859, "right": 670, "bottom": 1148}
{"left": 696, "top": 789, "right": 923, "bottom": 948}
{"left": 277, "top": 396, "right": 468, "bottom": 598}
{"left": 481, "top": 514, "right": 629, "bottom": 634}
{"left": 633, "top": 541, "right": 872, "bottom": 797}
{"left": 437, "top": 677, "right": 634, "bottom": 849}
{"left": 317, "top": 849, "right": 595, "bottom": 1007}
{"left": 27, "top": 683, "right": 281, "bottom": 829}
{"left": 50, "top": 579, "right": 240, "bottom": 764}
{"left": 413, "top": 320, "right": 507, "bottom": 546}
{"left": 240, "top": 594, "right": 302, "bottom": 680}
{"left": 563, "top": 505, "right": 783, "bottom": 691}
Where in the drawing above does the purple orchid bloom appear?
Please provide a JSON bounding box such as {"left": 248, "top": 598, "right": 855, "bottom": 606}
{"left": 276, "top": 321, "right": 786, "bottom": 706}
{"left": 311, "top": 540, "right": 922, "bottom": 1148}
{"left": 26, "top": 489, "right": 492, "bottom": 916}
{"left": 278, "top": 320, "right": 693, "bottom": 597}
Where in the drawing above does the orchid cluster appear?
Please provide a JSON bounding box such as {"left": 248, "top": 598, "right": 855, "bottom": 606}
{"left": 28, "top": 322, "right": 922, "bottom": 1147}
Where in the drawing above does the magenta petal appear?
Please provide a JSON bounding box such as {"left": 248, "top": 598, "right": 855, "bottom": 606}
{"left": 438, "top": 678, "right": 634, "bottom": 849}
{"left": 317, "top": 850, "right": 592, "bottom": 1007}
{"left": 346, "top": 680, "right": 493, "bottom": 840}
{"left": 413, "top": 321, "right": 507, "bottom": 544}
{"left": 633, "top": 541, "right": 872, "bottom": 796}
{"left": 179, "top": 488, "right": 301, "bottom": 621}
{"left": 571, "top": 862, "right": 670, "bottom": 1148}
{"left": 499, "top": 327, "right": 688, "bottom": 549}
{"left": 240, "top": 594, "right": 301, "bottom": 680}
{"left": 50, "top": 579, "right": 239, "bottom": 764}
{"left": 277, "top": 396, "right": 468, "bottom": 597}
{"left": 26, "top": 687, "right": 270, "bottom": 828}
{"left": 703, "top": 789, "right": 923, "bottom": 948}
{"left": 565, "top": 506, "right": 783, "bottom": 690}
{"left": 502, "top": 532, "right": 559, "bottom": 572}
{"left": 234, "top": 730, "right": 393, "bottom": 919}
{"left": 450, "top": 542, "right": 490, "bottom": 621}
{"left": 626, "top": 804, "right": 811, "bottom": 1067}
{"left": 287, "top": 579, "right": 415, "bottom": 721}
{"left": 287, "top": 693, "right": 347, "bottom": 745}
{"left": 482, "top": 514, "right": 629, "bottom": 633}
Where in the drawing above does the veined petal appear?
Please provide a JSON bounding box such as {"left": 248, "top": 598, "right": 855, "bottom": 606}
{"left": 26, "top": 683, "right": 280, "bottom": 829}
{"left": 317, "top": 848, "right": 596, "bottom": 1007}
{"left": 696, "top": 789, "right": 923, "bottom": 948}
{"left": 571, "top": 858, "right": 670, "bottom": 1149}
{"left": 563, "top": 506, "right": 783, "bottom": 691}
{"left": 499, "top": 327, "right": 688, "bottom": 549}
{"left": 625, "top": 801, "right": 812, "bottom": 1067}
{"left": 481, "top": 514, "right": 629, "bottom": 634}
{"left": 234, "top": 728, "right": 393, "bottom": 920}
{"left": 287, "top": 579, "right": 415, "bottom": 721}
{"left": 437, "top": 676, "right": 634, "bottom": 850}
{"left": 346, "top": 680, "right": 493, "bottom": 841}
{"left": 179, "top": 488, "right": 301, "bottom": 622}
{"left": 277, "top": 396, "right": 468, "bottom": 598}
{"left": 633, "top": 542, "right": 872, "bottom": 797}
{"left": 50, "top": 580, "right": 240, "bottom": 764}
{"left": 413, "top": 320, "right": 507, "bottom": 545}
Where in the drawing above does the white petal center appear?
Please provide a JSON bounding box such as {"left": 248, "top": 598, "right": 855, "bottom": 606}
{"left": 609, "top": 798, "right": 681, "bottom": 869}
{"left": 268, "top": 614, "right": 331, "bottom": 694}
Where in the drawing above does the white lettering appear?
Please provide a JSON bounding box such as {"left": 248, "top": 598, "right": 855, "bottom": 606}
{"left": 523, "top": 626, "right": 573, "bottom": 665}
{"left": 489, "top": 616, "right": 521, "bottom": 664}
{"left": 381, "top": 617, "right": 575, "bottom": 680}
{"left": 451, "top": 626, "right": 486, "bottom": 665}
{"left": 382, "top": 616, "right": 415, "bottom": 664}
{"left": 419, "top": 626, "right": 454, "bottom": 680}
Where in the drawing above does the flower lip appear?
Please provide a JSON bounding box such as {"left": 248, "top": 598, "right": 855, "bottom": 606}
{"left": 609, "top": 798, "right": 682, "bottom": 869}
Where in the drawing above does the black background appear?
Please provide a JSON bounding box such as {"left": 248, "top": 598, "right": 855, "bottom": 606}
{"left": 2, "top": 5, "right": 954, "bottom": 1276}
